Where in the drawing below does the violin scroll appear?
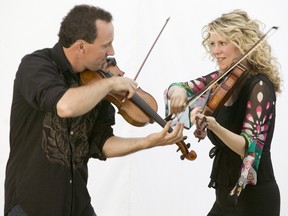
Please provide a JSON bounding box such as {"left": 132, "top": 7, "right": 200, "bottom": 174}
{"left": 176, "top": 139, "right": 197, "bottom": 160}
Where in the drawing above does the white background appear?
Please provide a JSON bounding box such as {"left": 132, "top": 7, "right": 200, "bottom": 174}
{"left": 0, "top": 0, "right": 287, "bottom": 215}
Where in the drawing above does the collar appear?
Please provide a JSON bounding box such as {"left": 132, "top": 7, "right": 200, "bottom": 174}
{"left": 51, "top": 42, "right": 79, "bottom": 86}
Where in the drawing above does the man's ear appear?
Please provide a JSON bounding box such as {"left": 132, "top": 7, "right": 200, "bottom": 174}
{"left": 75, "top": 40, "right": 85, "bottom": 53}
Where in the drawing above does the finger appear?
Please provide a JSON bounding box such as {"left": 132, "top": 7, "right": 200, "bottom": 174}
{"left": 126, "top": 82, "right": 138, "bottom": 99}
{"left": 131, "top": 81, "right": 138, "bottom": 90}
{"left": 170, "top": 122, "right": 184, "bottom": 138}
{"left": 176, "top": 98, "right": 186, "bottom": 112}
{"left": 126, "top": 88, "right": 136, "bottom": 99}
{"left": 192, "top": 106, "right": 202, "bottom": 114}
{"left": 169, "top": 99, "right": 177, "bottom": 114}
{"left": 165, "top": 121, "right": 182, "bottom": 140}
{"left": 174, "top": 124, "right": 184, "bottom": 142}
{"left": 163, "top": 120, "right": 172, "bottom": 132}
{"left": 171, "top": 101, "right": 184, "bottom": 114}
{"left": 190, "top": 112, "right": 197, "bottom": 124}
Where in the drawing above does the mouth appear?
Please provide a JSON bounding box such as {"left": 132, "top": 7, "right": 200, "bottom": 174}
{"left": 215, "top": 57, "right": 229, "bottom": 71}
{"left": 99, "top": 59, "right": 108, "bottom": 69}
{"left": 216, "top": 57, "right": 226, "bottom": 63}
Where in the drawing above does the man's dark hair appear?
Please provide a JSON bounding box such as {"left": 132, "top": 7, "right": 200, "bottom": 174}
{"left": 58, "top": 4, "right": 113, "bottom": 48}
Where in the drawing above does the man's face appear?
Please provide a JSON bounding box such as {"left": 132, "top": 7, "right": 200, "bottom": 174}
{"left": 83, "top": 20, "right": 115, "bottom": 72}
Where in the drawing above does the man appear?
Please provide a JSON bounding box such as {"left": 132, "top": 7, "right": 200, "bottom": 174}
{"left": 4, "top": 4, "right": 184, "bottom": 216}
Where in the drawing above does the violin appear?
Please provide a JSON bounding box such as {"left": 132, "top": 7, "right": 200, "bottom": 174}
{"left": 80, "top": 58, "right": 158, "bottom": 127}
{"left": 80, "top": 58, "right": 197, "bottom": 161}
{"left": 203, "top": 63, "right": 247, "bottom": 116}
{"left": 194, "top": 63, "right": 248, "bottom": 140}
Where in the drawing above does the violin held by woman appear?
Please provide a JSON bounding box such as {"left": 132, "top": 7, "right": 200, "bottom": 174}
{"left": 165, "top": 9, "right": 281, "bottom": 216}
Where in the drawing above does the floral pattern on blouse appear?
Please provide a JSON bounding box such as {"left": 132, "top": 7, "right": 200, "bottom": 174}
{"left": 230, "top": 79, "right": 275, "bottom": 196}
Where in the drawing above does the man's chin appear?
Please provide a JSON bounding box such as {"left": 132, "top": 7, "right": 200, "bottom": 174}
{"left": 90, "top": 65, "right": 103, "bottom": 72}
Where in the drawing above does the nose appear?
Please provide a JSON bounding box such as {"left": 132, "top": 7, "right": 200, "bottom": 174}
{"left": 212, "top": 44, "right": 221, "bottom": 55}
{"left": 107, "top": 45, "right": 115, "bottom": 56}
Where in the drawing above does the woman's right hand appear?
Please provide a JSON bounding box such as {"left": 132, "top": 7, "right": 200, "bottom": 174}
{"left": 168, "top": 86, "right": 188, "bottom": 114}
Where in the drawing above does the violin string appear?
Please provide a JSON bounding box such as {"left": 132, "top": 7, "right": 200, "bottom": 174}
{"left": 131, "top": 93, "right": 169, "bottom": 129}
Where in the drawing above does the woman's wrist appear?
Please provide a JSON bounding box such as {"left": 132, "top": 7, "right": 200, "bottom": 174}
{"left": 207, "top": 119, "right": 220, "bottom": 132}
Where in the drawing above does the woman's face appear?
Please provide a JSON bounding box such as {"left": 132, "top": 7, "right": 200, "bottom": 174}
{"left": 209, "top": 32, "right": 242, "bottom": 72}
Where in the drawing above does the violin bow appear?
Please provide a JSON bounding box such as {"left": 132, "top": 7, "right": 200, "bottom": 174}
{"left": 133, "top": 17, "right": 170, "bottom": 81}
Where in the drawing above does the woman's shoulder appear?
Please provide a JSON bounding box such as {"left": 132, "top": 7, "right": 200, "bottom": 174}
{"left": 242, "top": 73, "right": 276, "bottom": 99}
{"left": 245, "top": 73, "right": 274, "bottom": 89}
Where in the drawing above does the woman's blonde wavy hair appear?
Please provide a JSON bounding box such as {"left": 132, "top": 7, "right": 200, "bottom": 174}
{"left": 202, "top": 9, "right": 282, "bottom": 93}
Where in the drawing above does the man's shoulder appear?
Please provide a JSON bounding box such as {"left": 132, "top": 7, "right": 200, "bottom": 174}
{"left": 22, "top": 47, "right": 53, "bottom": 61}
{"left": 17, "top": 46, "right": 57, "bottom": 76}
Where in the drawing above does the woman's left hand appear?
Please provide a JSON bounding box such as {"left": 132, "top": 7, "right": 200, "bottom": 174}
{"left": 190, "top": 107, "right": 218, "bottom": 131}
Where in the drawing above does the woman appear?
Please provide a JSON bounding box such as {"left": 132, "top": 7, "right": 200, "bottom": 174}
{"left": 166, "top": 10, "right": 281, "bottom": 215}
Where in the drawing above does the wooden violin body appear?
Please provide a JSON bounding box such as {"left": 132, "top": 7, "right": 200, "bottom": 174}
{"left": 80, "top": 68, "right": 158, "bottom": 127}
{"left": 203, "top": 63, "right": 247, "bottom": 115}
